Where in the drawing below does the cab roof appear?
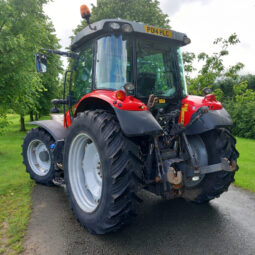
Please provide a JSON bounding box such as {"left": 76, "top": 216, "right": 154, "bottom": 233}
{"left": 71, "top": 19, "right": 190, "bottom": 51}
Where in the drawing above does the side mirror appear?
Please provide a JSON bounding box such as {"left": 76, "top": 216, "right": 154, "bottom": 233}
{"left": 35, "top": 53, "right": 47, "bottom": 73}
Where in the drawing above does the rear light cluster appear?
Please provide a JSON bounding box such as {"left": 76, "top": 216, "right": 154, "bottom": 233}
{"left": 204, "top": 94, "right": 216, "bottom": 102}
{"left": 115, "top": 90, "right": 126, "bottom": 101}
{"left": 108, "top": 22, "right": 133, "bottom": 33}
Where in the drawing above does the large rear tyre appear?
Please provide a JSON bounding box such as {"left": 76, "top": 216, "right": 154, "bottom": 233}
{"left": 22, "top": 128, "right": 55, "bottom": 186}
{"left": 64, "top": 110, "right": 141, "bottom": 234}
{"left": 182, "top": 128, "right": 239, "bottom": 203}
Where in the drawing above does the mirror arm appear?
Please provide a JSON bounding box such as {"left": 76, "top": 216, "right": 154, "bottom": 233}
{"left": 38, "top": 49, "right": 78, "bottom": 59}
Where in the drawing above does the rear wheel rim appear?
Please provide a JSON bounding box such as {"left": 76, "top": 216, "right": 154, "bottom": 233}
{"left": 27, "top": 139, "right": 51, "bottom": 176}
{"left": 68, "top": 133, "right": 102, "bottom": 213}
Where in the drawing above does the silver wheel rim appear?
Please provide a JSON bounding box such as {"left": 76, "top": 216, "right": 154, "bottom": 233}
{"left": 68, "top": 133, "right": 102, "bottom": 213}
{"left": 27, "top": 139, "right": 51, "bottom": 176}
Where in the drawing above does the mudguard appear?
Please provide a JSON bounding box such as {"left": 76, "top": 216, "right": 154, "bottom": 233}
{"left": 74, "top": 90, "right": 162, "bottom": 137}
{"left": 30, "top": 120, "right": 68, "bottom": 141}
{"left": 185, "top": 108, "right": 233, "bottom": 135}
{"left": 114, "top": 108, "right": 162, "bottom": 137}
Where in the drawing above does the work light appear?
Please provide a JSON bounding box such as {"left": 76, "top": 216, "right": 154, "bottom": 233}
{"left": 109, "top": 22, "right": 121, "bottom": 30}
{"left": 122, "top": 24, "right": 133, "bottom": 33}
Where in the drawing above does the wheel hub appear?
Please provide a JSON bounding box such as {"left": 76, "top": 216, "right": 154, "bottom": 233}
{"left": 39, "top": 151, "right": 50, "bottom": 162}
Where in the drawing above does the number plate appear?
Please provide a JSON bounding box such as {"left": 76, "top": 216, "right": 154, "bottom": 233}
{"left": 144, "top": 25, "right": 172, "bottom": 38}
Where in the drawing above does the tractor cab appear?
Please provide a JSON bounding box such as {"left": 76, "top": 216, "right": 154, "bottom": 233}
{"left": 36, "top": 15, "right": 191, "bottom": 118}
{"left": 71, "top": 18, "right": 190, "bottom": 104}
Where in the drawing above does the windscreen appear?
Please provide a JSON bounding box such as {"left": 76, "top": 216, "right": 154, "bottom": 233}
{"left": 96, "top": 35, "right": 133, "bottom": 90}
{"left": 136, "top": 38, "right": 182, "bottom": 98}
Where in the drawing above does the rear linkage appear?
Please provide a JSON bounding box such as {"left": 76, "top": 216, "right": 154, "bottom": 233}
{"left": 145, "top": 95, "right": 237, "bottom": 197}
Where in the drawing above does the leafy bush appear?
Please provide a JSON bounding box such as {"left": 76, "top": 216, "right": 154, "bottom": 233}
{"left": 224, "top": 100, "right": 255, "bottom": 139}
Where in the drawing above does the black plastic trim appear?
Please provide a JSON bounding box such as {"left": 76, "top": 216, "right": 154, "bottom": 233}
{"left": 114, "top": 108, "right": 162, "bottom": 137}
{"left": 185, "top": 108, "right": 233, "bottom": 135}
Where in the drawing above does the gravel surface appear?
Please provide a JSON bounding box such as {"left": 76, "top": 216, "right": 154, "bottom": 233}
{"left": 23, "top": 185, "right": 255, "bottom": 255}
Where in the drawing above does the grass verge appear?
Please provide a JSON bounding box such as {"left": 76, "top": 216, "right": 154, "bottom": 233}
{"left": 0, "top": 115, "right": 34, "bottom": 254}
{"left": 235, "top": 137, "right": 255, "bottom": 192}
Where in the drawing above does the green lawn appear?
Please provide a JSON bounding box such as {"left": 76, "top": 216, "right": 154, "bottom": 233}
{"left": 235, "top": 137, "right": 255, "bottom": 192}
{"left": 0, "top": 115, "right": 254, "bottom": 254}
{"left": 0, "top": 115, "right": 33, "bottom": 254}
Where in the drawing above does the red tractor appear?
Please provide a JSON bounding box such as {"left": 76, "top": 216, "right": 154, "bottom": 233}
{"left": 22, "top": 5, "right": 239, "bottom": 234}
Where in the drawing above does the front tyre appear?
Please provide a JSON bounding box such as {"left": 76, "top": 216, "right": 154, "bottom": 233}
{"left": 22, "top": 128, "right": 55, "bottom": 186}
{"left": 64, "top": 110, "right": 141, "bottom": 234}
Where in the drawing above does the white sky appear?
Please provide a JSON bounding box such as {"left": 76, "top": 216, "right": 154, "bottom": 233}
{"left": 44, "top": 0, "right": 255, "bottom": 74}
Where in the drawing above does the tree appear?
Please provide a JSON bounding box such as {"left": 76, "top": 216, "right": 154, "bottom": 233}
{"left": 241, "top": 74, "right": 255, "bottom": 91}
{"left": 182, "top": 34, "right": 255, "bottom": 138}
{"left": 183, "top": 33, "right": 244, "bottom": 99}
{"left": 0, "top": 0, "right": 62, "bottom": 131}
{"left": 0, "top": 111, "right": 8, "bottom": 135}
{"left": 32, "top": 24, "right": 63, "bottom": 119}
{"left": 74, "top": 0, "right": 170, "bottom": 35}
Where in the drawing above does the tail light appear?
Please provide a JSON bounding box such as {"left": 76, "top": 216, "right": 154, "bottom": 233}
{"left": 115, "top": 90, "right": 126, "bottom": 101}
{"left": 204, "top": 94, "right": 216, "bottom": 102}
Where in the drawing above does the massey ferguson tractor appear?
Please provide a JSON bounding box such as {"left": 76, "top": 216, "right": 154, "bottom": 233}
{"left": 22, "top": 5, "right": 239, "bottom": 234}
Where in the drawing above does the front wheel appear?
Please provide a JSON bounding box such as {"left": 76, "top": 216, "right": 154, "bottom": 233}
{"left": 22, "top": 128, "right": 55, "bottom": 186}
{"left": 182, "top": 128, "right": 239, "bottom": 203}
{"left": 64, "top": 110, "right": 141, "bottom": 234}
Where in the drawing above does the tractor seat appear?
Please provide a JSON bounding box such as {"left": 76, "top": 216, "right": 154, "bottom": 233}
{"left": 137, "top": 72, "right": 156, "bottom": 97}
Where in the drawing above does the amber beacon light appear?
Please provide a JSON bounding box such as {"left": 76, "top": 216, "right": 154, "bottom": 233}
{"left": 80, "top": 4, "right": 96, "bottom": 30}
{"left": 80, "top": 4, "right": 91, "bottom": 20}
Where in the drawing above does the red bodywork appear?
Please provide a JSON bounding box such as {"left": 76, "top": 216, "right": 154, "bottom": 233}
{"left": 178, "top": 95, "right": 222, "bottom": 126}
{"left": 64, "top": 90, "right": 222, "bottom": 129}
{"left": 64, "top": 90, "right": 148, "bottom": 127}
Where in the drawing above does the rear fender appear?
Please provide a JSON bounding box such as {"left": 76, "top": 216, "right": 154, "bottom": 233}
{"left": 74, "top": 91, "right": 163, "bottom": 137}
{"left": 185, "top": 108, "right": 233, "bottom": 135}
{"left": 113, "top": 108, "right": 162, "bottom": 137}
{"left": 180, "top": 95, "right": 232, "bottom": 135}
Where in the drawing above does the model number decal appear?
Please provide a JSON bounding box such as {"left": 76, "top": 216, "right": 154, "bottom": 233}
{"left": 181, "top": 104, "right": 188, "bottom": 124}
{"left": 144, "top": 25, "right": 172, "bottom": 38}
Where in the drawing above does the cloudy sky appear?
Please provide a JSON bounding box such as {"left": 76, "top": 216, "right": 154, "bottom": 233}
{"left": 44, "top": 0, "right": 255, "bottom": 74}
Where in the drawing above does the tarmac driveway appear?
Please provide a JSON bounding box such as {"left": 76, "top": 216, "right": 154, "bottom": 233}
{"left": 23, "top": 185, "right": 255, "bottom": 255}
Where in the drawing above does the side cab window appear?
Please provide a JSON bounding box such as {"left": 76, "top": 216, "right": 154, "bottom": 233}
{"left": 72, "top": 42, "right": 93, "bottom": 101}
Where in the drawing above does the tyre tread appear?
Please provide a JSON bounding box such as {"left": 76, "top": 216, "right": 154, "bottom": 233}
{"left": 65, "top": 110, "right": 141, "bottom": 234}
{"left": 194, "top": 128, "right": 239, "bottom": 203}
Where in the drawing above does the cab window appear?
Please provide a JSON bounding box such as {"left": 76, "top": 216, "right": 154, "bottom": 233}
{"left": 73, "top": 43, "right": 93, "bottom": 100}
{"left": 136, "top": 39, "right": 179, "bottom": 98}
